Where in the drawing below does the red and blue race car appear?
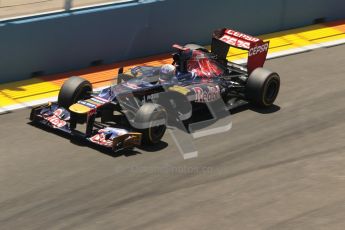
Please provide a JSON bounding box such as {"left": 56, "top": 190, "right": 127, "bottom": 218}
{"left": 30, "top": 28, "right": 280, "bottom": 152}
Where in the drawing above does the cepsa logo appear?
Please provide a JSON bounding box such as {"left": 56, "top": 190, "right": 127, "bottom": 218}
{"left": 225, "top": 29, "right": 260, "bottom": 42}
{"left": 220, "top": 35, "right": 251, "bottom": 49}
{"left": 249, "top": 43, "right": 269, "bottom": 57}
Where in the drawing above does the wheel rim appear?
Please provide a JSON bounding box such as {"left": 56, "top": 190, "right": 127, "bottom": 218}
{"left": 151, "top": 125, "right": 166, "bottom": 138}
{"left": 148, "top": 111, "right": 167, "bottom": 143}
{"left": 74, "top": 85, "right": 92, "bottom": 103}
{"left": 264, "top": 78, "right": 279, "bottom": 104}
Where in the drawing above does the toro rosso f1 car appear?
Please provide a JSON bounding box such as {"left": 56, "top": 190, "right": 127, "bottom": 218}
{"left": 30, "top": 28, "right": 280, "bottom": 152}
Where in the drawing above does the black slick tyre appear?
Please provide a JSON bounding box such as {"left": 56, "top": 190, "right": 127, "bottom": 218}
{"left": 245, "top": 68, "right": 280, "bottom": 107}
{"left": 133, "top": 103, "right": 167, "bottom": 145}
{"left": 58, "top": 76, "right": 92, "bottom": 108}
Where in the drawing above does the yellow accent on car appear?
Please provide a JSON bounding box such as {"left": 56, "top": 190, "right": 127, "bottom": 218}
{"left": 69, "top": 103, "right": 92, "bottom": 114}
{"left": 168, "top": 85, "right": 190, "bottom": 95}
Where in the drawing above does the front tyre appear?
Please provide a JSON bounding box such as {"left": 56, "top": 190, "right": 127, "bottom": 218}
{"left": 133, "top": 103, "right": 167, "bottom": 145}
{"left": 245, "top": 68, "right": 280, "bottom": 107}
{"left": 58, "top": 76, "right": 92, "bottom": 108}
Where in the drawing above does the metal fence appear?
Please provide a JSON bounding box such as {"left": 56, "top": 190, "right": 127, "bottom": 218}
{"left": 0, "top": 0, "right": 130, "bottom": 20}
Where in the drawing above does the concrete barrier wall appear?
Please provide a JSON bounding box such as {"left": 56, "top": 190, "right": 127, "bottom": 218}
{"left": 0, "top": 0, "right": 344, "bottom": 83}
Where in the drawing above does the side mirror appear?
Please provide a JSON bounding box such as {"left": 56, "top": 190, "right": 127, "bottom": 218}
{"left": 118, "top": 67, "right": 124, "bottom": 75}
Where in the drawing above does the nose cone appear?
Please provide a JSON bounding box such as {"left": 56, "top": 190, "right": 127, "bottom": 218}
{"left": 69, "top": 103, "right": 91, "bottom": 114}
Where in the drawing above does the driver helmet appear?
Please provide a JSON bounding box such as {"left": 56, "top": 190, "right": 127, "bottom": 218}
{"left": 159, "top": 64, "right": 176, "bottom": 83}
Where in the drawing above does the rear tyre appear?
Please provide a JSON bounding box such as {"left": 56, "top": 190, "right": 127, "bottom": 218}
{"left": 245, "top": 68, "right": 280, "bottom": 107}
{"left": 133, "top": 103, "right": 167, "bottom": 145}
{"left": 58, "top": 76, "right": 92, "bottom": 108}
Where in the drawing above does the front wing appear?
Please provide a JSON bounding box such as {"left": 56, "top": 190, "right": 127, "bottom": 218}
{"left": 30, "top": 103, "right": 142, "bottom": 151}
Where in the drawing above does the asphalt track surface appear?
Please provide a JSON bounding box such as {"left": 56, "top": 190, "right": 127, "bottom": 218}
{"left": 1, "top": 45, "right": 345, "bottom": 230}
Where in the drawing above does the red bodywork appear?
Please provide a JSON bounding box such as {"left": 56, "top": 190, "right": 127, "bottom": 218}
{"left": 187, "top": 50, "right": 224, "bottom": 79}
{"left": 173, "top": 44, "right": 224, "bottom": 79}
{"left": 212, "top": 28, "right": 269, "bottom": 74}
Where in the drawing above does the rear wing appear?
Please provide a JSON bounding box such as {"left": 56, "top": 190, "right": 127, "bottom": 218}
{"left": 212, "top": 28, "right": 269, "bottom": 74}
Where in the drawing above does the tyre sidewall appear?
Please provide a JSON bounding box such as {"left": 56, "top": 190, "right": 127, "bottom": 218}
{"left": 261, "top": 74, "right": 280, "bottom": 106}
{"left": 133, "top": 103, "right": 167, "bottom": 145}
{"left": 246, "top": 68, "right": 280, "bottom": 107}
{"left": 58, "top": 76, "right": 92, "bottom": 108}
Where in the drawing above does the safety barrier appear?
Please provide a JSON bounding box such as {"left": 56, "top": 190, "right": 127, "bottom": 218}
{"left": 0, "top": 0, "right": 344, "bottom": 83}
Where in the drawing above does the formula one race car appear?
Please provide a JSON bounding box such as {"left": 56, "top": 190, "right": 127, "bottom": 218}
{"left": 30, "top": 28, "right": 280, "bottom": 152}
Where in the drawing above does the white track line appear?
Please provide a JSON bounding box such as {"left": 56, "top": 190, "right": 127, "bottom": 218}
{"left": 0, "top": 86, "right": 107, "bottom": 114}
{"left": 1, "top": 38, "right": 345, "bottom": 114}
{"left": 71, "top": 0, "right": 135, "bottom": 11}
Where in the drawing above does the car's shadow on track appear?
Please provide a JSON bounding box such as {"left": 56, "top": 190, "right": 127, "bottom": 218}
{"left": 180, "top": 103, "right": 281, "bottom": 132}
{"left": 73, "top": 140, "right": 168, "bottom": 158}
{"left": 83, "top": 140, "right": 169, "bottom": 158}
{"left": 70, "top": 138, "right": 169, "bottom": 158}
{"left": 231, "top": 104, "right": 281, "bottom": 115}
{"left": 250, "top": 104, "right": 281, "bottom": 114}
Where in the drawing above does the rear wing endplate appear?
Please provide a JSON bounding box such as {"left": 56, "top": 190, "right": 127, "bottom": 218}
{"left": 212, "top": 28, "right": 269, "bottom": 74}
